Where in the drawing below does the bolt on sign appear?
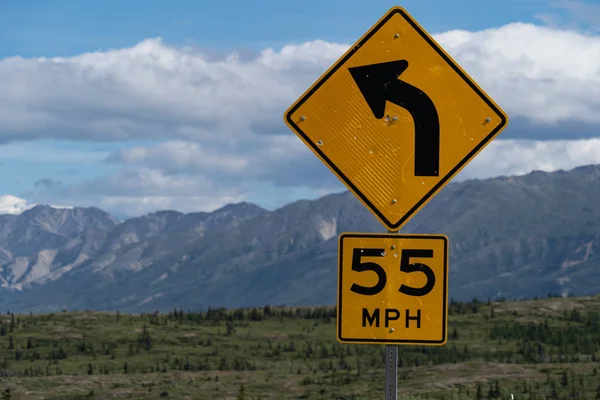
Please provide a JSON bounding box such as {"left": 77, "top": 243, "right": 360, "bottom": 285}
{"left": 337, "top": 233, "right": 448, "bottom": 345}
{"left": 283, "top": 6, "right": 508, "bottom": 231}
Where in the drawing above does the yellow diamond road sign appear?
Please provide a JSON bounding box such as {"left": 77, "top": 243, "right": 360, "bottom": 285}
{"left": 337, "top": 233, "right": 448, "bottom": 345}
{"left": 283, "top": 6, "right": 508, "bottom": 231}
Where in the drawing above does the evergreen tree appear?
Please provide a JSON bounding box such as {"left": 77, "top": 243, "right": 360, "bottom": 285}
{"left": 237, "top": 384, "right": 246, "bottom": 400}
{"left": 475, "top": 383, "right": 483, "bottom": 400}
{"left": 1, "top": 388, "right": 11, "bottom": 400}
{"left": 561, "top": 370, "right": 569, "bottom": 387}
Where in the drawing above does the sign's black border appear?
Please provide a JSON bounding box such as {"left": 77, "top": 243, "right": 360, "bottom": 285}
{"left": 284, "top": 8, "right": 507, "bottom": 231}
{"left": 337, "top": 233, "right": 448, "bottom": 344}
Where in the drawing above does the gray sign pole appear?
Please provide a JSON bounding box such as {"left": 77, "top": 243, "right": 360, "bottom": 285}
{"left": 385, "top": 229, "right": 398, "bottom": 400}
{"left": 385, "top": 345, "right": 398, "bottom": 399}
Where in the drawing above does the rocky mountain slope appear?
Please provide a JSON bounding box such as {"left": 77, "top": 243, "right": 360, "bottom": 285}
{"left": 1, "top": 165, "right": 599, "bottom": 312}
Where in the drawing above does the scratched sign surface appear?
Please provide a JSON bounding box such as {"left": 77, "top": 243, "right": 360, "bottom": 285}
{"left": 284, "top": 6, "right": 508, "bottom": 231}
{"left": 337, "top": 233, "right": 448, "bottom": 345}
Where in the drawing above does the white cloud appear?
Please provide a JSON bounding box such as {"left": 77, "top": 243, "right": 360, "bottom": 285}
{"left": 0, "top": 195, "right": 35, "bottom": 215}
{"left": 106, "top": 140, "right": 251, "bottom": 174}
{"left": 0, "top": 141, "right": 109, "bottom": 163}
{"left": 105, "top": 136, "right": 329, "bottom": 187}
{"left": 107, "top": 137, "right": 600, "bottom": 188}
{"left": 0, "top": 38, "right": 347, "bottom": 143}
{"left": 2, "top": 22, "right": 600, "bottom": 144}
{"left": 22, "top": 166, "right": 255, "bottom": 217}
{"left": 458, "top": 138, "right": 600, "bottom": 179}
{"left": 435, "top": 23, "right": 600, "bottom": 125}
{"left": 0, "top": 195, "right": 72, "bottom": 215}
{"left": 27, "top": 136, "right": 600, "bottom": 218}
{"left": 97, "top": 195, "right": 245, "bottom": 218}
{"left": 2, "top": 21, "right": 600, "bottom": 216}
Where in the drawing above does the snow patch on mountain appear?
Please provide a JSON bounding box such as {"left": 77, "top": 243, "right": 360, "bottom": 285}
{"left": 316, "top": 216, "right": 337, "bottom": 241}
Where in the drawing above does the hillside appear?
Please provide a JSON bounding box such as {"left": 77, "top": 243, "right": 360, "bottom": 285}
{"left": 0, "top": 295, "right": 599, "bottom": 399}
{"left": 1, "top": 164, "right": 600, "bottom": 312}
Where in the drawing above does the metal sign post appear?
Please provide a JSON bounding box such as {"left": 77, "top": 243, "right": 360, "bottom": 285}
{"left": 385, "top": 344, "right": 398, "bottom": 399}
{"left": 385, "top": 229, "right": 398, "bottom": 400}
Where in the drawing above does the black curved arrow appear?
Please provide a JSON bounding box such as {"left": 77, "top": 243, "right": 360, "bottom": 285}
{"left": 348, "top": 60, "right": 440, "bottom": 177}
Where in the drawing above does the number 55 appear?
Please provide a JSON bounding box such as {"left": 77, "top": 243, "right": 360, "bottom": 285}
{"left": 349, "top": 248, "right": 435, "bottom": 296}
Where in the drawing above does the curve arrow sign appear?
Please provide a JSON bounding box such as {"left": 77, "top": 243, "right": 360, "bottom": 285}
{"left": 349, "top": 60, "right": 440, "bottom": 177}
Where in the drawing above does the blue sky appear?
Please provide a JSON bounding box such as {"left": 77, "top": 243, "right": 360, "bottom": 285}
{"left": 1, "top": 0, "right": 600, "bottom": 218}
{"left": 0, "top": 0, "right": 554, "bottom": 58}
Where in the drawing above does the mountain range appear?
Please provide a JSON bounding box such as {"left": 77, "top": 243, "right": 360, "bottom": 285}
{"left": 1, "top": 164, "right": 600, "bottom": 313}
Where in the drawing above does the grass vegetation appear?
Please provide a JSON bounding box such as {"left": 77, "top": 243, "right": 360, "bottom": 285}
{"left": 0, "top": 294, "right": 599, "bottom": 399}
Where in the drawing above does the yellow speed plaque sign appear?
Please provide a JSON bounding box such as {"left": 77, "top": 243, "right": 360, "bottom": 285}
{"left": 337, "top": 233, "right": 448, "bottom": 345}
